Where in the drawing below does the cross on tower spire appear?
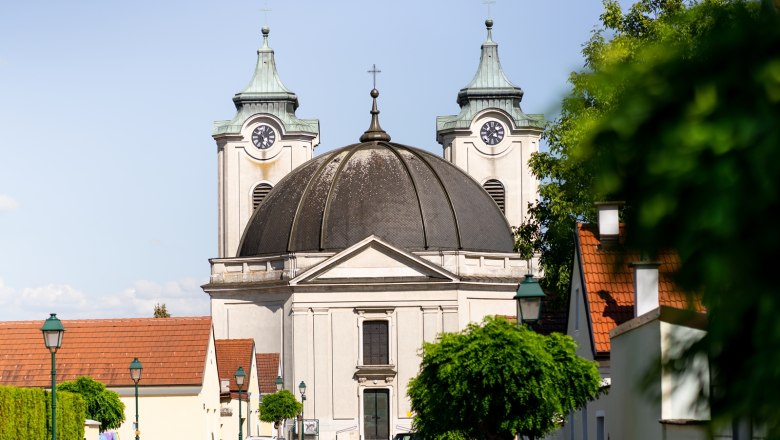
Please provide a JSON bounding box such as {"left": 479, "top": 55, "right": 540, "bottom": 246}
{"left": 260, "top": 2, "right": 272, "bottom": 25}
{"left": 483, "top": 0, "right": 496, "bottom": 18}
{"left": 367, "top": 64, "right": 382, "bottom": 89}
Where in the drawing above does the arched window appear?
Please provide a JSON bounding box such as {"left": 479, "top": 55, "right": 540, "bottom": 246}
{"left": 252, "top": 183, "right": 273, "bottom": 210}
{"left": 483, "top": 179, "right": 505, "bottom": 214}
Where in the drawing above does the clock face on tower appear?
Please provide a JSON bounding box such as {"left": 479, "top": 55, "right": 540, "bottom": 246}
{"left": 480, "top": 121, "right": 505, "bottom": 145}
{"left": 251, "top": 124, "right": 276, "bottom": 149}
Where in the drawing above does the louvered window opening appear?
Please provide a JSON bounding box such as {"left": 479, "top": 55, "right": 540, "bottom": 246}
{"left": 363, "top": 321, "right": 389, "bottom": 365}
{"left": 252, "top": 183, "right": 273, "bottom": 210}
{"left": 483, "top": 179, "right": 505, "bottom": 213}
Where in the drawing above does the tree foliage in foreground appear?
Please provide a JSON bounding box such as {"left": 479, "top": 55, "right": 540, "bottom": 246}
{"left": 516, "top": 0, "right": 732, "bottom": 297}
{"left": 577, "top": 0, "right": 780, "bottom": 435}
{"left": 57, "top": 376, "right": 124, "bottom": 432}
{"left": 259, "top": 389, "right": 302, "bottom": 433}
{"left": 408, "top": 317, "right": 601, "bottom": 440}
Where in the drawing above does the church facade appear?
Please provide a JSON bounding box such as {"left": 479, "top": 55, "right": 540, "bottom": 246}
{"left": 204, "top": 19, "right": 543, "bottom": 440}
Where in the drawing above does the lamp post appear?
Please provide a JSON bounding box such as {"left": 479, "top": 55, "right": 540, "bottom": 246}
{"left": 275, "top": 375, "right": 283, "bottom": 391}
{"left": 298, "top": 381, "right": 307, "bottom": 440}
{"left": 514, "top": 274, "right": 546, "bottom": 325}
{"left": 129, "top": 358, "right": 143, "bottom": 440}
{"left": 235, "top": 367, "right": 246, "bottom": 440}
{"left": 41, "top": 313, "right": 64, "bottom": 440}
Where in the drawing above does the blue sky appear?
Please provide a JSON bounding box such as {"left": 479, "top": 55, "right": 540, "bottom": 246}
{"left": 0, "top": 0, "right": 619, "bottom": 321}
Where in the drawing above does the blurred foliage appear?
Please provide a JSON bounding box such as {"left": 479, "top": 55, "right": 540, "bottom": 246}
{"left": 577, "top": 0, "right": 780, "bottom": 434}
{"left": 407, "top": 317, "right": 600, "bottom": 440}
{"left": 515, "top": 0, "right": 737, "bottom": 296}
{"left": 58, "top": 376, "right": 124, "bottom": 432}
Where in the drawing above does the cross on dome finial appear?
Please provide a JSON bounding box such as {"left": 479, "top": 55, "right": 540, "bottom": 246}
{"left": 360, "top": 87, "right": 391, "bottom": 142}
{"left": 367, "top": 64, "right": 382, "bottom": 89}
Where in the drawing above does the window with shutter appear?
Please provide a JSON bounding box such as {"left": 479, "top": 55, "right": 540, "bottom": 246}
{"left": 252, "top": 183, "right": 273, "bottom": 210}
{"left": 483, "top": 179, "right": 505, "bottom": 214}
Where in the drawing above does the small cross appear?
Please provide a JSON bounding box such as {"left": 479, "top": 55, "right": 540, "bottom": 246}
{"left": 367, "top": 64, "right": 382, "bottom": 89}
{"left": 483, "top": 0, "right": 496, "bottom": 18}
{"left": 260, "top": 2, "right": 272, "bottom": 25}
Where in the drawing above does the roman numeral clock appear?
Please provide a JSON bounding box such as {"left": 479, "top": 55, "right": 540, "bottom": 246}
{"left": 480, "top": 120, "right": 505, "bottom": 145}
{"left": 251, "top": 124, "right": 277, "bottom": 149}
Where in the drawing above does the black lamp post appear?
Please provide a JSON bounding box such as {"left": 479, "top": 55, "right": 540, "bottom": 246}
{"left": 235, "top": 367, "right": 246, "bottom": 440}
{"left": 514, "top": 274, "right": 546, "bottom": 325}
{"left": 298, "top": 381, "right": 307, "bottom": 440}
{"left": 129, "top": 358, "right": 143, "bottom": 440}
{"left": 41, "top": 313, "right": 64, "bottom": 440}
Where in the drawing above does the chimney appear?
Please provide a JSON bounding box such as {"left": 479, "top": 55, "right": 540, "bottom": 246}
{"left": 220, "top": 379, "right": 230, "bottom": 393}
{"left": 631, "top": 261, "right": 661, "bottom": 317}
{"left": 595, "top": 201, "right": 623, "bottom": 244}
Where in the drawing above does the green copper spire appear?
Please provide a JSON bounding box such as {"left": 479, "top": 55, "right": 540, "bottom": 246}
{"left": 213, "top": 26, "right": 318, "bottom": 136}
{"left": 437, "top": 19, "right": 543, "bottom": 132}
{"left": 456, "top": 19, "right": 524, "bottom": 106}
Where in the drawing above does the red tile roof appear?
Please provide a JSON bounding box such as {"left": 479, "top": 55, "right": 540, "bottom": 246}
{"left": 0, "top": 316, "right": 212, "bottom": 388}
{"left": 576, "top": 224, "right": 703, "bottom": 355}
{"left": 256, "top": 353, "right": 280, "bottom": 394}
{"left": 215, "top": 339, "right": 254, "bottom": 394}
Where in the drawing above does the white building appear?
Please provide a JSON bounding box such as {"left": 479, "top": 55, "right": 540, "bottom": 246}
{"left": 205, "top": 18, "right": 542, "bottom": 440}
{"left": 562, "top": 203, "right": 763, "bottom": 440}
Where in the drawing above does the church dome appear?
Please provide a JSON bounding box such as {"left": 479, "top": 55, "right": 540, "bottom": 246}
{"left": 237, "top": 91, "right": 514, "bottom": 257}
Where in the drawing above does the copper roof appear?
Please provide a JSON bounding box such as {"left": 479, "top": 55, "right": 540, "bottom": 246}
{"left": 215, "top": 339, "right": 255, "bottom": 394}
{"left": 0, "top": 316, "right": 212, "bottom": 387}
{"left": 576, "top": 224, "right": 704, "bottom": 355}
{"left": 256, "top": 352, "right": 280, "bottom": 394}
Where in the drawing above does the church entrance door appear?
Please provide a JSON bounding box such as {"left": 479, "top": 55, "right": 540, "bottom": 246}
{"left": 364, "top": 389, "right": 389, "bottom": 440}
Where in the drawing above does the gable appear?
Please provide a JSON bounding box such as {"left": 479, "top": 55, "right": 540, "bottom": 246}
{"left": 291, "top": 235, "right": 457, "bottom": 285}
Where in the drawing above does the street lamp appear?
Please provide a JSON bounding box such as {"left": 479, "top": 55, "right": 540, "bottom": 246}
{"left": 275, "top": 375, "right": 283, "bottom": 391}
{"left": 298, "top": 381, "right": 307, "bottom": 440}
{"left": 129, "top": 358, "right": 143, "bottom": 440}
{"left": 235, "top": 367, "right": 246, "bottom": 440}
{"left": 514, "top": 274, "right": 546, "bottom": 324}
{"left": 41, "top": 313, "right": 64, "bottom": 440}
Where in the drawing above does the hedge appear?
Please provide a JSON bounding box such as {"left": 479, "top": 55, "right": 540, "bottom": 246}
{"left": 0, "top": 385, "right": 85, "bottom": 440}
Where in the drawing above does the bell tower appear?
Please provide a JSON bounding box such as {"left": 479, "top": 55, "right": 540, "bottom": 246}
{"left": 212, "top": 26, "right": 320, "bottom": 258}
{"left": 436, "top": 19, "right": 543, "bottom": 229}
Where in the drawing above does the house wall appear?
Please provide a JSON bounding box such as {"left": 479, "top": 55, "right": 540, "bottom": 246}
{"left": 553, "top": 249, "right": 611, "bottom": 440}
{"left": 609, "top": 318, "right": 663, "bottom": 440}
{"left": 112, "top": 333, "right": 221, "bottom": 440}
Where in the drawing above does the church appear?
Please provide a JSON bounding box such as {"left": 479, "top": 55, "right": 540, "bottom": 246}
{"left": 203, "top": 17, "right": 543, "bottom": 440}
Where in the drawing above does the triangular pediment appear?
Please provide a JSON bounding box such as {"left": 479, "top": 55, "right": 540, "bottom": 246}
{"left": 290, "top": 236, "right": 458, "bottom": 285}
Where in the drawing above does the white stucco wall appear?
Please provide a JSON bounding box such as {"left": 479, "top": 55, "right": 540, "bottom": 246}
{"left": 111, "top": 334, "right": 221, "bottom": 440}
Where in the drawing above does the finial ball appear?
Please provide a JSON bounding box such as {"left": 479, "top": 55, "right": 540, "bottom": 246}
{"left": 485, "top": 19, "right": 493, "bottom": 29}
{"left": 262, "top": 26, "right": 270, "bottom": 35}
{"left": 370, "top": 89, "right": 379, "bottom": 98}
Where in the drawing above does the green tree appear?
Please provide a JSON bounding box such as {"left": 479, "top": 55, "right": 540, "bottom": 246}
{"left": 153, "top": 303, "right": 170, "bottom": 318}
{"left": 518, "top": 0, "right": 726, "bottom": 296}
{"left": 259, "top": 389, "right": 302, "bottom": 438}
{"left": 576, "top": 1, "right": 780, "bottom": 434}
{"left": 407, "top": 317, "right": 601, "bottom": 440}
{"left": 57, "top": 376, "right": 124, "bottom": 432}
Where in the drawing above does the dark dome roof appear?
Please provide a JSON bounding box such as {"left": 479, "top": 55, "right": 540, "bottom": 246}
{"left": 237, "top": 141, "right": 514, "bottom": 257}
